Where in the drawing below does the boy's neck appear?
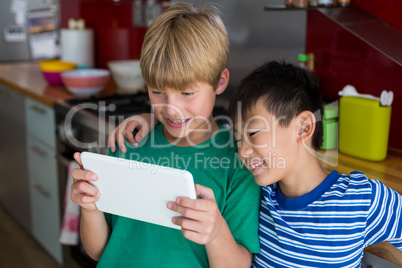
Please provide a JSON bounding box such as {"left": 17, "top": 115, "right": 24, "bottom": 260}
{"left": 278, "top": 151, "right": 328, "bottom": 199}
{"left": 163, "top": 119, "right": 220, "bottom": 147}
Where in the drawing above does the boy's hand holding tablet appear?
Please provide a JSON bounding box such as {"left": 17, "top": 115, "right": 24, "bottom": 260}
{"left": 77, "top": 151, "right": 197, "bottom": 230}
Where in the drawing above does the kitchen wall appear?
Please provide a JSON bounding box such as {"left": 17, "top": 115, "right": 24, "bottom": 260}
{"left": 59, "top": 0, "right": 401, "bottom": 151}
{"left": 306, "top": 2, "right": 402, "bottom": 151}
{"left": 59, "top": 0, "right": 306, "bottom": 92}
{"left": 59, "top": 0, "right": 148, "bottom": 68}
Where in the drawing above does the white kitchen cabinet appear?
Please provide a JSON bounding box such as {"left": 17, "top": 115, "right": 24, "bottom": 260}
{"left": 0, "top": 85, "right": 31, "bottom": 232}
{"left": 25, "top": 98, "right": 62, "bottom": 264}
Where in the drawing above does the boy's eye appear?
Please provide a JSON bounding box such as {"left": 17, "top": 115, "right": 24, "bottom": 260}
{"left": 151, "top": 90, "right": 163, "bottom": 95}
{"left": 181, "top": 92, "right": 194, "bottom": 96}
{"left": 248, "top": 131, "right": 259, "bottom": 137}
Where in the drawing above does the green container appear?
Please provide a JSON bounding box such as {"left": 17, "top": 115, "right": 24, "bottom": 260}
{"left": 321, "top": 103, "right": 338, "bottom": 150}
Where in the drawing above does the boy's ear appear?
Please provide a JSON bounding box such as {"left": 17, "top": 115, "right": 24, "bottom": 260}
{"left": 215, "top": 68, "right": 229, "bottom": 95}
{"left": 296, "top": 111, "right": 316, "bottom": 145}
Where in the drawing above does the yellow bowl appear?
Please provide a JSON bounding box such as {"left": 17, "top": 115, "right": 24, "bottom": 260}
{"left": 40, "top": 60, "right": 77, "bottom": 72}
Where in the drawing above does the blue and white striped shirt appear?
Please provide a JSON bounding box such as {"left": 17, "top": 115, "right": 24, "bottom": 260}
{"left": 252, "top": 170, "right": 402, "bottom": 268}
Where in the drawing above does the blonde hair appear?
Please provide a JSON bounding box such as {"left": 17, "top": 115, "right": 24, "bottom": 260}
{"left": 140, "top": 2, "right": 229, "bottom": 91}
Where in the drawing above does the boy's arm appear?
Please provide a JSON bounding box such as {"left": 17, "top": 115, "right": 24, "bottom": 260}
{"left": 70, "top": 152, "right": 110, "bottom": 261}
{"left": 79, "top": 209, "right": 110, "bottom": 261}
{"left": 108, "top": 113, "right": 158, "bottom": 153}
{"left": 168, "top": 184, "right": 253, "bottom": 268}
{"left": 205, "top": 221, "right": 252, "bottom": 268}
{"left": 366, "top": 179, "right": 402, "bottom": 249}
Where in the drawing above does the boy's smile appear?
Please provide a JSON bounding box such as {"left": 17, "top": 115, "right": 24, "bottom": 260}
{"left": 235, "top": 100, "right": 293, "bottom": 186}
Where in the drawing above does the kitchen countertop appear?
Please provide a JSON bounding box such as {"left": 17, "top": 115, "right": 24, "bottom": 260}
{"left": 321, "top": 148, "right": 402, "bottom": 195}
{"left": 1, "top": 61, "right": 402, "bottom": 266}
{"left": 0, "top": 62, "right": 116, "bottom": 107}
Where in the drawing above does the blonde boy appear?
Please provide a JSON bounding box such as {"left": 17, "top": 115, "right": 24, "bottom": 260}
{"left": 71, "top": 3, "right": 260, "bottom": 268}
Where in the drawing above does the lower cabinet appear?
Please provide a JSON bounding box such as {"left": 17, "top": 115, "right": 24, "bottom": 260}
{"left": 25, "top": 98, "right": 63, "bottom": 264}
{"left": 0, "top": 85, "right": 31, "bottom": 232}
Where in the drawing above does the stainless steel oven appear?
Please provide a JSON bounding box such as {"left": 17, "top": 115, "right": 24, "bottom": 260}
{"left": 55, "top": 92, "right": 152, "bottom": 266}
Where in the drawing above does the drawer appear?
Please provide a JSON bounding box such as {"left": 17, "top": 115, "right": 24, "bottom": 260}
{"left": 27, "top": 136, "right": 57, "bottom": 181}
{"left": 30, "top": 174, "right": 62, "bottom": 263}
{"left": 25, "top": 98, "right": 56, "bottom": 148}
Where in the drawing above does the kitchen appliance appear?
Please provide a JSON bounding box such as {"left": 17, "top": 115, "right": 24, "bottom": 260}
{"left": 0, "top": 0, "right": 59, "bottom": 62}
{"left": 55, "top": 92, "right": 152, "bottom": 266}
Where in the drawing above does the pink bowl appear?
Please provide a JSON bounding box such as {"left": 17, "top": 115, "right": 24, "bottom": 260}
{"left": 61, "top": 69, "right": 110, "bottom": 96}
{"left": 62, "top": 75, "right": 109, "bottom": 88}
{"left": 42, "top": 71, "right": 64, "bottom": 86}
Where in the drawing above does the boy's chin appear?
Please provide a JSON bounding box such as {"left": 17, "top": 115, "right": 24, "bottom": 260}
{"left": 252, "top": 172, "right": 278, "bottom": 187}
{"left": 163, "top": 126, "right": 191, "bottom": 140}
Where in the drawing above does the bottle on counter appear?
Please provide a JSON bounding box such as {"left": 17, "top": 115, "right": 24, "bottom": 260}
{"left": 338, "top": 0, "right": 351, "bottom": 7}
{"left": 307, "top": 52, "right": 315, "bottom": 72}
{"left": 297, "top": 54, "right": 309, "bottom": 70}
{"left": 145, "top": 0, "right": 161, "bottom": 27}
{"left": 309, "top": 0, "right": 319, "bottom": 7}
{"left": 285, "top": 0, "right": 293, "bottom": 7}
{"left": 317, "top": 0, "right": 336, "bottom": 7}
{"left": 133, "top": 0, "right": 145, "bottom": 27}
{"left": 293, "top": 0, "right": 308, "bottom": 8}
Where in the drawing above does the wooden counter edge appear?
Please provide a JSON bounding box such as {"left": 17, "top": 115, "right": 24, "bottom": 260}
{"left": 0, "top": 76, "right": 54, "bottom": 108}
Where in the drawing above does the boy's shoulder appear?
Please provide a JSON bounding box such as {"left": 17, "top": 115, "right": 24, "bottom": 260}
{"left": 117, "top": 124, "right": 239, "bottom": 157}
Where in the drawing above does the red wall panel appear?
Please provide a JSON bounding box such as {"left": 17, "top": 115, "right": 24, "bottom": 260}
{"left": 353, "top": 0, "right": 402, "bottom": 32}
{"left": 59, "top": 0, "right": 147, "bottom": 68}
{"left": 306, "top": 10, "right": 402, "bottom": 151}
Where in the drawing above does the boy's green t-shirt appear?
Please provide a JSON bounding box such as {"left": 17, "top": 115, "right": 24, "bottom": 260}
{"left": 97, "top": 124, "right": 261, "bottom": 268}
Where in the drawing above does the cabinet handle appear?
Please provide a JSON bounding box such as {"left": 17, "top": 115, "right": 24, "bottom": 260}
{"left": 30, "top": 145, "right": 47, "bottom": 157}
{"left": 33, "top": 183, "right": 50, "bottom": 198}
{"left": 29, "top": 105, "right": 46, "bottom": 115}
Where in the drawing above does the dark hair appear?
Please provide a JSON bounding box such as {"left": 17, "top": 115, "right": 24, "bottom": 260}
{"left": 228, "top": 60, "right": 324, "bottom": 150}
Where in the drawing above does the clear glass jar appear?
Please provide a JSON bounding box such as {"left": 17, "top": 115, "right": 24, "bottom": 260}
{"left": 293, "top": 0, "right": 308, "bottom": 8}
{"left": 338, "top": 0, "right": 351, "bottom": 7}
{"left": 285, "top": 0, "right": 293, "bottom": 7}
{"left": 317, "top": 0, "right": 336, "bottom": 7}
{"left": 309, "top": 0, "right": 319, "bottom": 7}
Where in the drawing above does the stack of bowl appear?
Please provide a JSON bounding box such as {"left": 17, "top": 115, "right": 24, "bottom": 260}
{"left": 40, "top": 60, "right": 77, "bottom": 86}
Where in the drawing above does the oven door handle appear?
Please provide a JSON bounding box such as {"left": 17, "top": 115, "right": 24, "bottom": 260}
{"left": 56, "top": 154, "right": 74, "bottom": 168}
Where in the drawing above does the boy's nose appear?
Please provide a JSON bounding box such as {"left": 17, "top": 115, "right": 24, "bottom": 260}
{"left": 239, "top": 140, "right": 253, "bottom": 160}
{"left": 164, "top": 103, "right": 182, "bottom": 117}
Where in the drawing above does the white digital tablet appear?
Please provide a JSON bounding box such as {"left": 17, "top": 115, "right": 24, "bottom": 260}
{"left": 80, "top": 151, "right": 196, "bottom": 230}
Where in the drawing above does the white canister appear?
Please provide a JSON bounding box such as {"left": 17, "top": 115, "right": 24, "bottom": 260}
{"left": 60, "top": 29, "right": 94, "bottom": 69}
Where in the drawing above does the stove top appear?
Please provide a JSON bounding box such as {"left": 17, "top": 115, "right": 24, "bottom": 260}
{"left": 65, "top": 92, "right": 152, "bottom": 122}
{"left": 55, "top": 92, "right": 230, "bottom": 135}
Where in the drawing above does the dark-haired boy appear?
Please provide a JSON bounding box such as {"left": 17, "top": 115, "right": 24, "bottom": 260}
{"left": 229, "top": 60, "right": 402, "bottom": 267}
{"left": 109, "top": 60, "right": 402, "bottom": 267}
